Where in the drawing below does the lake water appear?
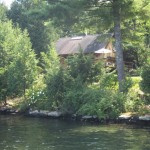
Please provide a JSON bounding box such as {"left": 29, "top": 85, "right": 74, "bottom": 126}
{"left": 0, "top": 115, "right": 149, "bottom": 150}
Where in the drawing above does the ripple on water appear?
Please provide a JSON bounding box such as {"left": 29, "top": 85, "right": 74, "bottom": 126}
{"left": 0, "top": 115, "right": 149, "bottom": 150}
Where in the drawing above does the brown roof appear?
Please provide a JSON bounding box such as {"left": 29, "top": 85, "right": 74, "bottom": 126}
{"left": 56, "top": 33, "right": 113, "bottom": 55}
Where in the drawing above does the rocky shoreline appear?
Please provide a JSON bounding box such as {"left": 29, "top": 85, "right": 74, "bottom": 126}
{"left": 0, "top": 105, "right": 150, "bottom": 125}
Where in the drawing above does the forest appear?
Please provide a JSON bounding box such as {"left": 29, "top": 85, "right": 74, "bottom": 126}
{"left": 0, "top": 0, "right": 150, "bottom": 119}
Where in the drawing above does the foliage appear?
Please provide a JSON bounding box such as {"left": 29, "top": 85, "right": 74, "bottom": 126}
{"left": 124, "top": 89, "right": 144, "bottom": 112}
{"left": 7, "top": 30, "right": 39, "bottom": 97}
{"left": 0, "top": 20, "right": 38, "bottom": 103}
{"left": 140, "top": 51, "right": 150, "bottom": 96}
{"left": 123, "top": 76, "right": 148, "bottom": 113}
{"left": 121, "top": 77, "right": 133, "bottom": 93}
{"left": 141, "top": 64, "right": 150, "bottom": 94}
{"left": 131, "top": 76, "right": 141, "bottom": 89}
{"left": 67, "top": 53, "right": 102, "bottom": 84}
{"left": 138, "top": 105, "right": 150, "bottom": 115}
{"left": 0, "top": 0, "right": 149, "bottom": 118}
{"left": 78, "top": 89, "right": 126, "bottom": 119}
{"left": 41, "top": 47, "right": 60, "bottom": 78}
{"left": 20, "top": 74, "right": 47, "bottom": 111}
{"left": 41, "top": 48, "right": 61, "bottom": 109}
{"left": 99, "top": 71, "right": 118, "bottom": 89}
{"left": 0, "top": 3, "right": 8, "bottom": 21}
{"left": 46, "top": 67, "right": 65, "bottom": 109}
{"left": 8, "top": 0, "right": 59, "bottom": 57}
{"left": 122, "top": 0, "right": 150, "bottom": 67}
{"left": 44, "top": 51, "right": 127, "bottom": 119}
{"left": 45, "top": 52, "right": 103, "bottom": 112}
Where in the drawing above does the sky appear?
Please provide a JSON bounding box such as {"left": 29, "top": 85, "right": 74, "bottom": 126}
{"left": 1, "top": 0, "right": 14, "bottom": 8}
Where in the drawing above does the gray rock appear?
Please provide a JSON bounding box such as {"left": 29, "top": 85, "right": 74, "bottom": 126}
{"left": 39, "top": 110, "right": 49, "bottom": 116}
{"left": 29, "top": 110, "right": 39, "bottom": 115}
{"left": 82, "top": 115, "right": 93, "bottom": 119}
{"left": 47, "top": 111, "right": 63, "bottom": 117}
{"left": 139, "top": 115, "right": 150, "bottom": 121}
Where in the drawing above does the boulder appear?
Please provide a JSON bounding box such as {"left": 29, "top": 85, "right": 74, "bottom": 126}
{"left": 29, "top": 110, "right": 39, "bottom": 116}
{"left": 0, "top": 106, "right": 18, "bottom": 114}
{"left": 47, "top": 111, "right": 63, "bottom": 117}
{"left": 28, "top": 109, "right": 63, "bottom": 118}
{"left": 118, "top": 114, "right": 131, "bottom": 120}
{"left": 139, "top": 115, "right": 150, "bottom": 121}
{"left": 81, "top": 115, "right": 98, "bottom": 122}
{"left": 39, "top": 110, "right": 49, "bottom": 116}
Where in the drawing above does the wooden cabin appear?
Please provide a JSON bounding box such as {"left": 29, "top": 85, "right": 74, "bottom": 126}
{"left": 56, "top": 33, "right": 116, "bottom": 67}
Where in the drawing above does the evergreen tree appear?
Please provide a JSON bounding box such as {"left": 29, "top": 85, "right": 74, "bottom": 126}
{"left": 0, "top": 21, "right": 39, "bottom": 102}
{"left": 8, "top": 0, "right": 58, "bottom": 57}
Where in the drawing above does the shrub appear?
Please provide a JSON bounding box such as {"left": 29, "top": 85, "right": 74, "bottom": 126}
{"left": 141, "top": 65, "right": 150, "bottom": 94}
{"left": 99, "top": 71, "right": 118, "bottom": 90}
{"left": 20, "top": 75, "right": 48, "bottom": 111}
{"left": 78, "top": 89, "right": 126, "bottom": 119}
{"left": 124, "top": 89, "right": 144, "bottom": 112}
{"left": 62, "top": 84, "right": 85, "bottom": 114}
{"left": 46, "top": 67, "right": 65, "bottom": 110}
{"left": 67, "top": 53, "right": 102, "bottom": 84}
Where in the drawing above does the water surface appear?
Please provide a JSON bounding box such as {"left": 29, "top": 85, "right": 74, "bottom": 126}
{"left": 0, "top": 115, "right": 149, "bottom": 150}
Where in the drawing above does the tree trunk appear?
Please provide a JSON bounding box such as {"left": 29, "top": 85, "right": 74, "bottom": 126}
{"left": 113, "top": 0, "right": 125, "bottom": 92}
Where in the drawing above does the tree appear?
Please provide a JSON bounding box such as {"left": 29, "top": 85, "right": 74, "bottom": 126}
{"left": 140, "top": 51, "right": 150, "bottom": 94}
{"left": 41, "top": 47, "right": 60, "bottom": 108}
{"left": 0, "top": 3, "right": 8, "bottom": 21}
{"left": 0, "top": 20, "right": 39, "bottom": 103}
{"left": 122, "top": 0, "right": 150, "bottom": 67}
{"left": 7, "top": 0, "right": 150, "bottom": 92}
{"left": 112, "top": 0, "right": 125, "bottom": 91}
{"left": 74, "top": 0, "right": 125, "bottom": 91}
{"left": 8, "top": 0, "right": 59, "bottom": 58}
{"left": 141, "top": 65, "right": 150, "bottom": 94}
{"left": 45, "top": 0, "right": 126, "bottom": 91}
{"left": 67, "top": 52, "right": 102, "bottom": 84}
{"left": 7, "top": 30, "right": 39, "bottom": 97}
{"left": 46, "top": 0, "right": 84, "bottom": 36}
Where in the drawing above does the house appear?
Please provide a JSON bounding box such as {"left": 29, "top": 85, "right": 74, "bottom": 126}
{"left": 56, "top": 33, "right": 116, "bottom": 67}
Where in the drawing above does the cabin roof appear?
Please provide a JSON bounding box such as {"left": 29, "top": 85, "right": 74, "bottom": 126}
{"left": 56, "top": 33, "right": 113, "bottom": 55}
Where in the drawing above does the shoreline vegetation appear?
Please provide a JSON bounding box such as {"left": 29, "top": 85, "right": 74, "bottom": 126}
{"left": 0, "top": 1, "right": 150, "bottom": 126}
{"left": 0, "top": 102, "right": 150, "bottom": 126}
{"left": 0, "top": 74, "right": 150, "bottom": 126}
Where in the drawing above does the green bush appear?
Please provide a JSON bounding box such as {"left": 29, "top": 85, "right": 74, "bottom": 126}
{"left": 20, "top": 75, "right": 48, "bottom": 111}
{"left": 99, "top": 72, "right": 118, "bottom": 90}
{"left": 62, "top": 84, "right": 85, "bottom": 114}
{"left": 67, "top": 53, "right": 102, "bottom": 84}
{"left": 141, "top": 65, "right": 150, "bottom": 94}
{"left": 0, "top": 21, "right": 38, "bottom": 103}
{"left": 78, "top": 89, "right": 125, "bottom": 119}
{"left": 46, "top": 67, "right": 65, "bottom": 110}
{"left": 124, "top": 89, "right": 144, "bottom": 112}
{"left": 45, "top": 52, "right": 104, "bottom": 112}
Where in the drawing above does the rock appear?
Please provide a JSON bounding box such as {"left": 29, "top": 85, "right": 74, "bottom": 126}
{"left": 39, "top": 110, "right": 49, "bottom": 116}
{"left": 9, "top": 109, "right": 16, "bottom": 113}
{"left": 139, "top": 115, "right": 150, "bottom": 121}
{"left": 118, "top": 114, "right": 131, "bottom": 119}
{"left": 82, "top": 115, "right": 93, "bottom": 119}
{"left": 81, "top": 115, "right": 98, "bottom": 121}
{"left": 0, "top": 106, "right": 18, "bottom": 114}
{"left": 47, "top": 111, "right": 63, "bottom": 117}
{"left": 28, "top": 109, "right": 64, "bottom": 118}
{"left": 0, "top": 107, "right": 8, "bottom": 112}
{"left": 29, "top": 110, "right": 39, "bottom": 116}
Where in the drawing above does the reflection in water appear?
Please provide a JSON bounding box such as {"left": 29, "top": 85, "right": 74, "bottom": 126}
{"left": 0, "top": 115, "right": 149, "bottom": 150}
